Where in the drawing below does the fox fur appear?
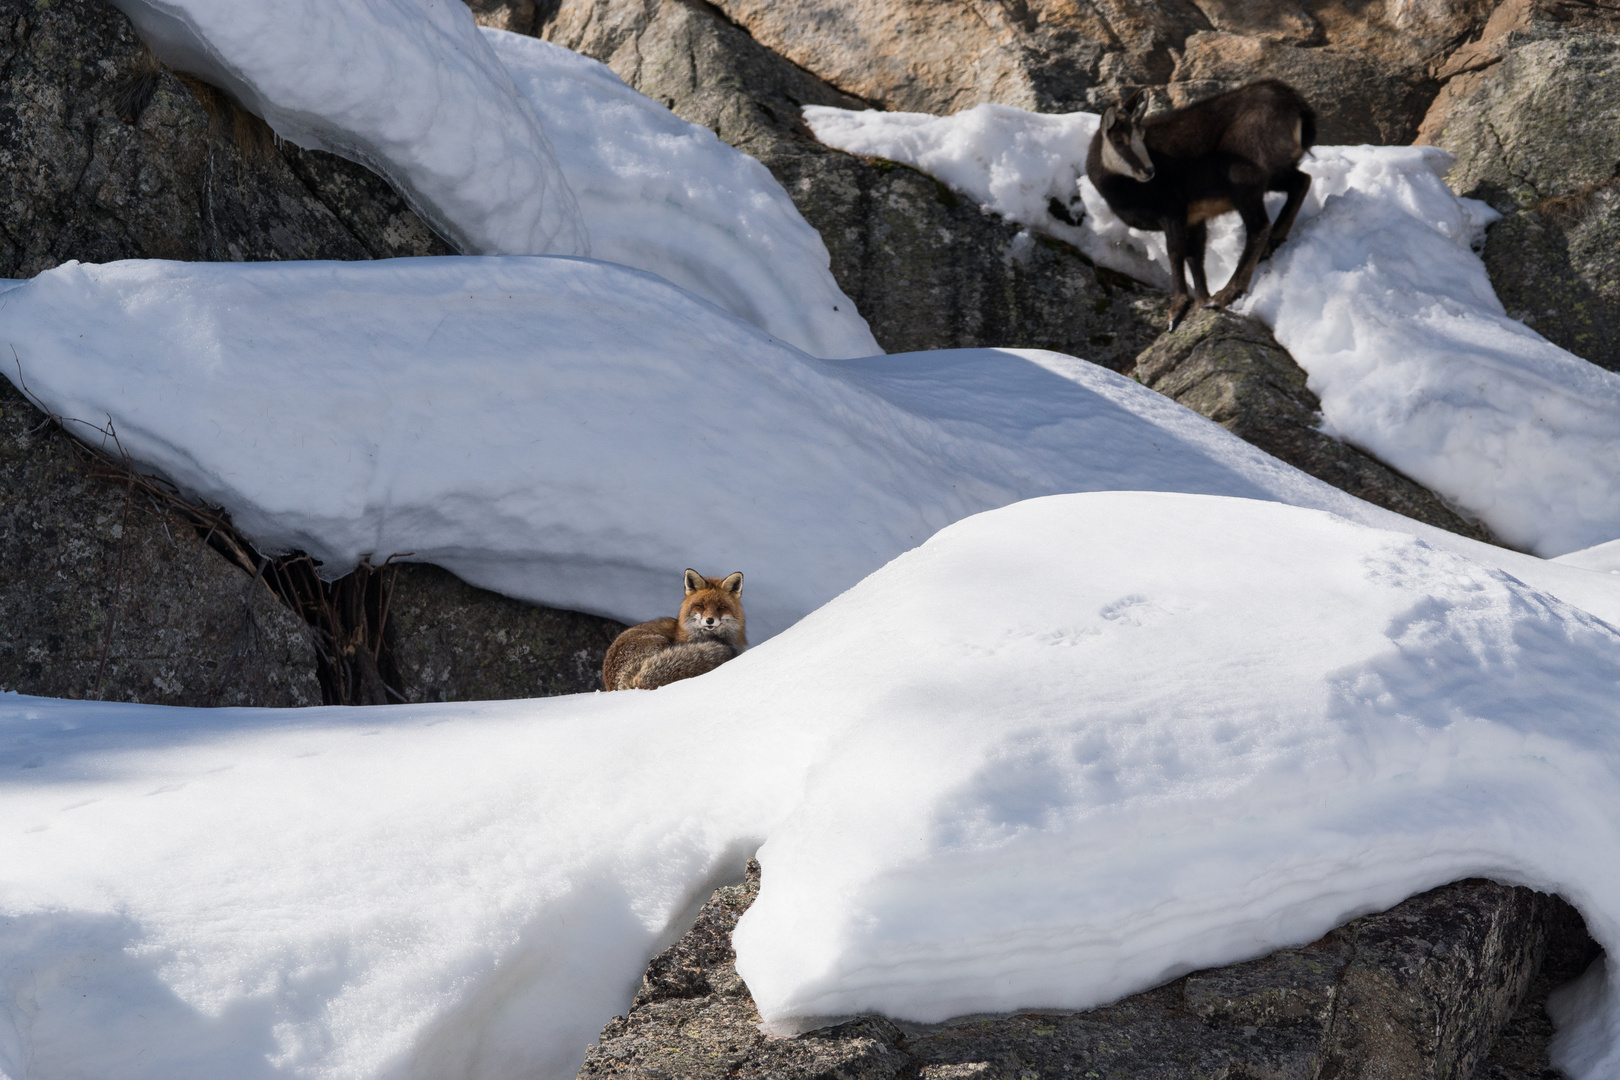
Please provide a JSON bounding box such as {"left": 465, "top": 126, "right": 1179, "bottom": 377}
{"left": 601, "top": 569, "right": 746, "bottom": 691}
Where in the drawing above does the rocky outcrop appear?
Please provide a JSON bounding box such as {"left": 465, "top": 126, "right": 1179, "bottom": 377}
{"left": 0, "top": 376, "right": 320, "bottom": 706}
{"left": 581, "top": 860, "right": 1592, "bottom": 1080}
{"left": 0, "top": 0, "right": 449, "bottom": 278}
{"left": 701, "top": 0, "right": 1496, "bottom": 146}
{"left": 1422, "top": 2, "right": 1620, "bottom": 371}
{"left": 387, "top": 563, "right": 624, "bottom": 702}
{"left": 1132, "top": 310, "right": 1499, "bottom": 543}
{"left": 540, "top": 0, "right": 1166, "bottom": 366}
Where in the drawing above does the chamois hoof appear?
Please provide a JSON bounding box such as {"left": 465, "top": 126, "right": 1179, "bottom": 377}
{"left": 1208, "top": 286, "right": 1243, "bottom": 309}
{"left": 1166, "top": 294, "right": 1194, "bottom": 331}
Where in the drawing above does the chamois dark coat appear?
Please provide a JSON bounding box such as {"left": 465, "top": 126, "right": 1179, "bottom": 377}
{"left": 1085, "top": 80, "right": 1317, "bottom": 328}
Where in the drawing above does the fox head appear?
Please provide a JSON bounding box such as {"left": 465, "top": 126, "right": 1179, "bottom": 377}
{"left": 678, "top": 569, "right": 746, "bottom": 649}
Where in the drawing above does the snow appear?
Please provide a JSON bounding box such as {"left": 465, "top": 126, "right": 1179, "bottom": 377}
{"left": 5, "top": 492, "right": 1620, "bottom": 1080}
{"left": 6, "top": 256, "right": 1620, "bottom": 645}
{"left": 485, "top": 29, "right": 878, "bottom": 359}
{"left": 1557, "top": 538, "right": 1620, "bottom": 575}
{"left": 107, "top": 0, "right": 588, "bottom": 259}
{"left": 804, "top": 104, "right": 1620, "bottom": 557}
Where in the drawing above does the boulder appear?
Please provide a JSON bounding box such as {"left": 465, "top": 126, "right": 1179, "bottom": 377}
{"left": 540, "top": 0, "right": 1166, "bottom": 366}
{"left": 1132, "top": 309, "right": 1499, "bottom": 543}
{"left": 1423, "top": 9, "right": 1620, "bottom": 371}
{"left": 0, "top": 0, "right": 449, "bottom": 278}
{"left": 580, "top": 860, "right": 1589, "bottom": 1080}
{"left": 386, "top": 563, "right": 625, "bottom": 702}
{"left": 0, "top": 376, "right": 320, "bottom": 707}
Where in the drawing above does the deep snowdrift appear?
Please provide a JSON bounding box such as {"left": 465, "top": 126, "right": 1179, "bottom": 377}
{"left": 3, "top": 493, "right": 1619, "bottom": 1080}
{"left": 107, "top": 0, "right": 588, "bottom": 259}
{"left": 6, "top": 257, "right": 1619, "bottom": 642}
{"left": 485, "top": 29, "right": 877, "bottom": 358}
{"left": 804, "top": 104, "right": 1620, "bottom": 558}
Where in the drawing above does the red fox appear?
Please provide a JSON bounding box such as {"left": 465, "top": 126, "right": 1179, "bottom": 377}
{"left": 601, "top": 569, "right": 747, "bottom": 691}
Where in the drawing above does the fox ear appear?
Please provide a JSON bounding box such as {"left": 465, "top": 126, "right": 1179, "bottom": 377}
{"left": 720, "top": 571, "right": 743, "bottom": 596}
{"left": 683, "top": 568, "right": 705, "bottom": 595}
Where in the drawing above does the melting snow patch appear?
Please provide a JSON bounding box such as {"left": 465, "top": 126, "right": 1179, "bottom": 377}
{"left": 805, "top": 104, "right": 1620, "bottom": 557}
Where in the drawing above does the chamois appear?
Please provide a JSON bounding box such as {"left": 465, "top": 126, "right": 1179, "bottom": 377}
{"left": 1086, "top": 80, "right": 1316, "bottom": 330}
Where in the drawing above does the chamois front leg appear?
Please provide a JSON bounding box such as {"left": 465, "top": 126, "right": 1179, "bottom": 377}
{"left": 1209, "top": 190, "right": 1273, "bottom": 309}
{"left": 1266, "top": 168, "right": 1311, "bottom": 256}
{"left": 1186, "top": 221, "right": 1211, "bottom": 305}
{"left": 1163, "top": 215, "right": 1194, "bottom": 330}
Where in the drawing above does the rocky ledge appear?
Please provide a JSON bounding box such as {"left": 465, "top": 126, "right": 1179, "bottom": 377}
{"left": 579, "top": 861, "right": 1599, "bottom": 1080}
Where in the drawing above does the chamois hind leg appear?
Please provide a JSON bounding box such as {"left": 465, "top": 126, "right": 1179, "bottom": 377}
{"left": 1209, "top": 189, "right": 1273, "bottom": 308}
{"left": 1266, "top": 168, "right": 1311, "bottom": 256}
{"left": 1186, "top": 221, "right": 1210, "bottom": 305}
{"left": 1163, "top": 215, "right": 1194, "bottom": 330}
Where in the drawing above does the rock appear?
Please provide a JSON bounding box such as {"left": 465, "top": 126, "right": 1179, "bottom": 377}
{"left": 1478, "top": 896, "right": 1603, "bottom": 1079}
{"left": 581, "top": 862, "right": 1585, "bottom": 1080}
{"left": 385, "top": 563, "right": 625, "bottom": 702}
{"left": 1168, "top": 35, "right": 1433, "bottom": 145}
{"left": 1132, "top": 309, "right": 1499, "bottom": 543}
{"left": 0, "top": 0, "right": 449, "bottom": 278}
{"left": 542, "top": 0, "right": 1166, "bottom": 367}
{"left": 466, "top": 0, "right": 539, "bottom": 34}
{"left": 0, "top": 376, "right": 320, "bottom": 707}
{"left": 703, "top": 0, "right": 1494, "bottom": 145}
{"left": 1423, "top": 15, "right": 1620, "bottom": 371}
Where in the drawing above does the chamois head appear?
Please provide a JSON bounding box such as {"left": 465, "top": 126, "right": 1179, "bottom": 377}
{"left": 1098, "top": 88, "right": 1154, "bottom": 183}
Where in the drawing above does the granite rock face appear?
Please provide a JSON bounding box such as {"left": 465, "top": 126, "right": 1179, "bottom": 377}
{"left": 702, "top": 0, "right": 1495, "bottom": 146}
{"left": 581, "top": 862, "right": 1588, "bottom": 1080}
{"left": 1132, "top": 309, "right": 1499, "bottom": 544}
{"left": 0, "top": 377, "right": 320, "bottom": 707}
{"left": 0, "top": 0, "right": 449, "bottom": 278}
{"left": 1424, "top": 9, "right": 1620, "bottom": 371}
{"left": 542, "top": 0, "right": 1166, "bottom": 366}
{"left": 386, "top": 563, "right": 625, "bottom": 702}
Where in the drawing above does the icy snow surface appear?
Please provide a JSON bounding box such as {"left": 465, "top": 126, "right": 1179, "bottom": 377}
{"left": 804, "top": 105, "right": 1620, "bottom": 557}
{"left": 485, "top": 29, "right": 877, "bottom": 358}
{"left": 4, "top": 493, "right": 1620, "bottom": 1080}
{"left": 6, "top": 257, "right": 1619, "bottom": 643}
{"left": 106, "top": 0, "right": 588, "bottom": 258}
